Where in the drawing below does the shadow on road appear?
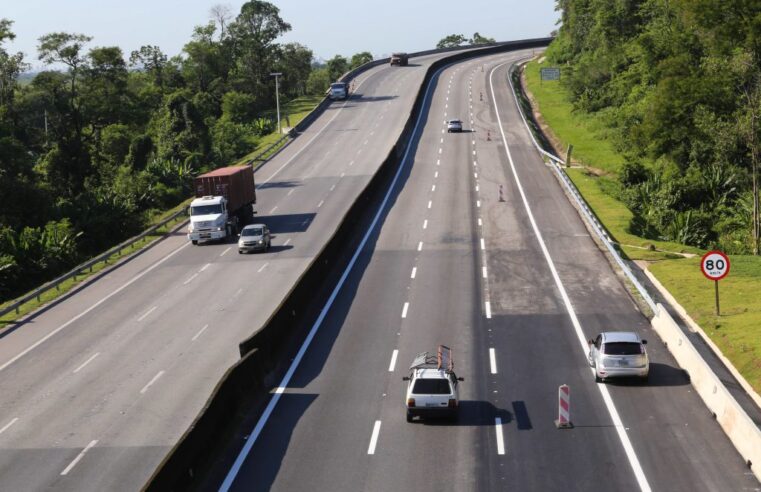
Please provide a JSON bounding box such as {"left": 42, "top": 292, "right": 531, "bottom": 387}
{"left": 258, "top": 180, "right": 302, "bottom": 190}
{"left": 258, "top": 213, "right": 316, "bottom": 234}
{"left": 412, "top": 400, "right": 512, "bottom": 427}
{"left": 602, "top": 362, "right": 689, "bottom": 387}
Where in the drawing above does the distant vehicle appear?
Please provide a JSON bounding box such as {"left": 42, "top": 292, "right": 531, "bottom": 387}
{"left": 588, "top": 331, "right": 649, "bottom": 382}
{"left": 447, "top": 119, "right": 463, "bottom": 133}
{"left": 390, "top": 52, "right": 409, "bottom": 66}
{"left": 403, "top": 346, "right": 463, "bottom": 422}
{"left": 187, "top": 166, "right": 256, "bottom": 245}
{"left": 238, "top": 224, "right": 271, "bottom": 254}
{"left": 329, "top": 82, "right": 349, "bottom": 100}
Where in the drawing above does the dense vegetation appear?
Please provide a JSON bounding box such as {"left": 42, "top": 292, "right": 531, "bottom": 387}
{"left": 0, "top": 1, "right": 373, "bottom": 302}
{"left": 546, "top": 0, "right": 760, "bottom": 255}
{"left": 436, "top": 33, "right": 496, "bottom": 49}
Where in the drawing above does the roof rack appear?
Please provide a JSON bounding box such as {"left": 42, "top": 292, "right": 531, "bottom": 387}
{"left": 409, "top": 345, "right": 454, "bottom": 373}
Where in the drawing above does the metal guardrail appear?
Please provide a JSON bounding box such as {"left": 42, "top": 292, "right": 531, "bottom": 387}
{"left": 0, "top": 207, "right": 188, "bottom": 319}
{"left": 506, "top": 60, "right": 658, "bottom": 314}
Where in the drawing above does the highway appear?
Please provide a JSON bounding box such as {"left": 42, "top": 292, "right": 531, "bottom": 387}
{"left": 219, "top": 52, "right": 761, "bottom": 491}
{"left": 0, "top": 51, "right": 464, "bottom": 491}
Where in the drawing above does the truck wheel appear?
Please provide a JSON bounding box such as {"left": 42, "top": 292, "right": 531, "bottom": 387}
{"left": 191, "top": 240, "right": 198, "bottom": 245}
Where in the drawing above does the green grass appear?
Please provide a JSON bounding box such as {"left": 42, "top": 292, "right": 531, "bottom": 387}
{"left": 0, "top": 199, "right": 191, "bottom": 326}
{"left": 524, "top": 58, "right": 761, "bottom": 394}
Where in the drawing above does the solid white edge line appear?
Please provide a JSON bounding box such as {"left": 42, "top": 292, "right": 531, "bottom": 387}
{"left": 60, "top": 440, "right": 98, "bottom": 476}
{"left": 495, "top": 418, "right": 505, "bottom": 455}
{"left": 489, "top": 348, "right": 497, "bottom": 374}
{"left": 219, "top": 61, "right": 456, "bottom": 492}
{"left": 489, "top": 61, "right": 651, "bottom": 492}
{"left": 140, "top": 370, "right": 165, "bottom": 395}
{"left": 73, "top": 352, "right": 100, "bottom": 374}
{"left": 0, "top": 417, "right": 19, "bottom": 435}
{"left": 401, "top": 302, "right": 409, "bottom": 319}
{"left": 367, "top": 420, "right": 382, "bottom": 455}
{"left": 137, "top": 306, "right": 157, "bottom": 322}
{"left": 192, "top": 324, "right": 209, "bottom": 342}
{"left": 485, "top": 301, "right": 492, "bottom": 319}
{"left": 388, "top": 350, "right": 399, "bottom": 372}
{"left": 0, "top": 242, "right": 191, "bottom": 374}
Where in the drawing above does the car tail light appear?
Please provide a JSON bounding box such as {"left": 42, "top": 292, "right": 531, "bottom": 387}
{"left": 448, "top": 399, "right": 457, "bottom": 408}
{"left": 407, "top": 398, "right": 416, "bottom": 408}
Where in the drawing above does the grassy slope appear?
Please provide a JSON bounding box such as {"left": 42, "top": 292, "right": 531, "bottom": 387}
{"left": 524, "top": 59, "right": 761, "bottom": 393}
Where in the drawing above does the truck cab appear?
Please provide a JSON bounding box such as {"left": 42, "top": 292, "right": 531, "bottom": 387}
{"left": 390, "top": 52, "right": 409, "bottom": 66}
{"left": 187, "top": 196, "right": 235, "bottom": 244}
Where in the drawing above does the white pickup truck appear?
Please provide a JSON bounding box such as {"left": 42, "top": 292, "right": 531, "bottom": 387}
{"left": 403, "top": 346, "right": 463, "bottom": 422}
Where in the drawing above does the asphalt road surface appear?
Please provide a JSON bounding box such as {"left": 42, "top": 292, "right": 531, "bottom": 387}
{"left": 220, "top": 52, "right": 761, "bottom": 492}
{"left": 0, "top": 50, "right": 469, "bottom": 491}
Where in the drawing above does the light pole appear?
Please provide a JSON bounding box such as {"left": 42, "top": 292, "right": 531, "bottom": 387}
{"left": 270, "top": 72, "right": 282, "bottom": 134}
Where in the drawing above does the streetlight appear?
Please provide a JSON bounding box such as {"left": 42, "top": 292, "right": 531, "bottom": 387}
{"left": 270, "top": 72, "right": 282, "bottom": 134}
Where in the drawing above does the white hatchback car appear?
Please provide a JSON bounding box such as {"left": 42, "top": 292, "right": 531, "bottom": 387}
{"left": 588, "top": 331, "right": 649, "bottom": 382}
{"left": 403, "top": 346, "right": 463, "bottom": 422}
{"left": 447, "top": 119, "right": 463, "bottom": 133}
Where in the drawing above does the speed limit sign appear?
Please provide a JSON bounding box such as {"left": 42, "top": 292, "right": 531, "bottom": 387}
{"left": 701, "top": 251, "right": 730, "bottom": 280}
{"left": 700, "top": 250, "right": 730, "bottom": 315}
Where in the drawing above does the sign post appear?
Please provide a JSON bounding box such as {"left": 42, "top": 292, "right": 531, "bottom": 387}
{"left": 700, "top": 251, "right": 730, "bottom": 316}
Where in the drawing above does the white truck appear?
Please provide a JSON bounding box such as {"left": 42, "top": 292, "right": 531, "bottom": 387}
{"left": 187, "top": 165, "right": 256, "bottom": 244}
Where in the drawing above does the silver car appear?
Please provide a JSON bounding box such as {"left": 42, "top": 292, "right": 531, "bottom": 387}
{"left": 588, "top": 331, "right": 649, "bottom": 382}
{"left": 238, "top": 224, "right": 271, "bottom": 253}
{"left": 447, "top": 119, "right": 463, "bottom": 132}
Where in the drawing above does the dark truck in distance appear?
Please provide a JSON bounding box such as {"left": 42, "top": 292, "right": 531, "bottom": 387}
{"left": 187, "top": 165, "right": 256, "bottom": 244}
{"left": 390, "top": 52, "right": 409, "bottom": 66}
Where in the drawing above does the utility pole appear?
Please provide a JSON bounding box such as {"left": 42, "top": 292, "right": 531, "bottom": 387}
{"left": 270, "top": 72, "right": 282, "bottom": 134}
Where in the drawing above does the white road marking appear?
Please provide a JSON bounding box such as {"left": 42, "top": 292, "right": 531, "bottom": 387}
{"left": 357, "top": 148, "right": 363, "bottom": 155}
{"left": 140, "top": 370, "right": 165, "bottom": 394}
{"left": 73, "top": 352, "right": 100, "bottom": 374}
{"left": 0, "top": 241, "right": 191, "bottom": 374}
{"left": 137, "top": 306, "right": 157, "bottom": 322}
{"left": 474, "top": 172, "right": 478, "bottom": 179}
{"left": 317, "top": 200, "right": 324, "bottom": 208}
{"left": 438, "top": 148, "right": 442, "bottom": 154}
{"left": 283, "top": 238, "right": 291, "bottom": 246}
{"left": 491, "top": 61, "right": 651, "bottom": 492}
{"left": 473, "top": 160, "right": 477, "bottom": 167}
{"left": 436, "top": 159, "right": 440, "bottom": 166}
{"left": 476, "top": 200, "right": 481, "bottom": 208}
{"left": 472, "top": 140, "right": 476, "bottom": 145}
{"left": 417, "top": 241, "right": 423, "bottom": 251}
{"left": 489, "top": 348, "right": 497, "bottom": 374}
{"left": 0, "top": 418, "right": 19, "bottom": 435}
{"left": 482, "top": 267, "right": 488, "bottom": 279}
{"left": 287, "top": 188, "right": 295, "bottom": 195}
{"left": 221, "top": 247, "right": 231, "bottom": 256}
{"left": 61, "top": 440, "right": 98, "bottom": 476}
{"left": 440, "top": 137, "right": 444, "bottom": 143}
{"left": 401, "top": 302, "right": 409, "bottom": 318}
{"left": 480, "top": 238, "right": 485, "bottom": 250}
{"left": 495, "top": 418, "right": 505, "bottom": 455}
{"left": 485, "top": 301, "right": 492, "bottom": 319}
{"left": 270, "top": 206, "right": 278, "bottom": 214}
{"left": 349, "top": 160, "right": 355, "bottom": 167}
{"left": 434, "top": 171, "right": 439, "bottom": 178}
{"left": 411, "top": 267, "right": 417, "bottom": 279}
{"left": 329, "top": 184, "right": 336, "bottom": 191}
{"left": 473, "top": 150, "right": 476, "bottom": 155}
{"left": 340, "top": 172, "right": 345, "bottom": 178}
{"left": 431, "top": 185, "right": 436, "bottom": 192}
{"left": 423, "top": 220, "right": 428, "bottom": 229}
{"left": 183, "top": 272, "right": 199, "bottom": 285}
{"left": 192, "top": 324, "right": 209, "bottom": 342}
{"left": 428, "top": 201, "right": 432, "bottom": 209}
{"left": 388, "top": 350, "right": 399, "bottom": 372}
{"left": 367, "top": 421, "right": 382, "bottom": 455}
{"left": 476, "top": 185, "right": 479, "bottom": 192}
{"left": 257, "top": 263, "right": 269, "bottom": 273}
{"left": 363, "top": 140, "right": 368, "bottom": 145}
{"left": 200, "top": 263, "right": 211, "bottom": 272}
{"left": 478, "top": 218, "right": 483, "bottom": 226}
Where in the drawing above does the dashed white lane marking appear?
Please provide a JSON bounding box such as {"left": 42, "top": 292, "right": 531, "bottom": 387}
{"left": 363, "top": 140, "right": 368, "bottom": 145}
{"left": 489, "top": 348, "right": 497, "bottom": 374}
{"left": 495, "top": 418, "right": 505, "bottom": 455}
{"left": 472, "top": 140, "right": 476, "bottom": 145}
{"left": 438, "top": 148, "right": 442, "bottom": 154}
{"left": 340, "top": 172, "right": 345, "bottom": 178}
{"left": 0, "top": 417, "right": 18, "bottom": 435}
{"left": 440, "top": 137, "right": 444, "bottom": 143}
{"left": 401, "top": 302, "right": 409, "bottom": 319}
{"left": 140, "top": 370, "right": 165, "bottom": 394}
{"left": 200, "top": 263, "right": 211, "bottom": 272}
{"left": 317, "top": 200, "right": 324, "bottom": 208}
{"left": 367, "top": 421, "right": 382, "bottom": 455}
{"left": 411, "top": 267, "right": 417, "bottom": 279}
{"left": 257, "top": 263, "right": 269, "bottom": 273}
{"left": 436, "top": 159, "right": 440, "bottom": 166}
{"left": 349, "top": 160, "right": 355, "bottom": 166}
{"left": 270, "top": 206, "right": 278, "bottom": 214}
{"left": 428, "top": 201, "right": 432, "bottom": 209}
{"left": 423, "top": 220, "right": 428, "bottom": 229}
{"left": 473, "top": 160, "right": 477, "bottom": 167}
{"left": 283, "top": 238, "right": 291, "bottom": 246}
{"left": 192, "top": 324, "right": 209, "bottom": 342}
{"left": 287, "top": 188, "right": 295, "bottom": 196}
{"left": 388, "top": 350, "right": 399, "bottom": 372}
{"left": 474, "top": 172, "right": 478, "bottom": 179}
{"left": 476, "top": 185, "right": 479, "bottom": 192}
{"left": 417, "top": 241, "right": 423, "bottom": 251}
{"left": 370, "top": 131, "right": 374, "bottom": 136}
{"left": 330, "top": 184, "right": 336, "bottom": 191}
{"left": 434, "top": 171, "right": 438, "bottom": 178}
{"left": 476, "top": 200, "right": 481, "bottom": 208}
{"left": 61, "top": 440, "right": 98, "bottom": 476}
{"left": 441, "top": 129, "right": 444, "bottom": 133}
{"left": 73, "top": 352, "right": 100, "bottom": 373}
{"left": 357, "top": 148, "right": 363, "bottom": 155}
{"left": 480, "top": 238, "right": 486, "bottom": 250}
{"left": 485, "top": 301, "right": 492, "bottom": 319}
{"left": 478, "top": 218, "right": 483, "bottom": 226}
{"left": 137, "top": 306, "right": 157, "bottom": 322}
{"left": 183, "top": 272, "right": 199, "bottom": 285}
{"left": 431, "top": 185, "right": 436, "bottom": 192}
{"left": 482, "top": 267, "right": 488, "bottom": 279}
{"left": 221, "top": 247, "right": 231, "bottom": 256}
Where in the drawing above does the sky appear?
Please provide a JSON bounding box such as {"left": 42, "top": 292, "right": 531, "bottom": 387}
{"left": 3, "top": 0, "right": 559, "bottom": 71}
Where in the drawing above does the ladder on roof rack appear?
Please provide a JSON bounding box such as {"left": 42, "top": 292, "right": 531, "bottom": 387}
{"left": 409, "top": 345, "right": 454, "bottom": 372}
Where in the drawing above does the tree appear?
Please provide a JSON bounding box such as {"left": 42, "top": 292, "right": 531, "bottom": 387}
{"left": 273, "top": 43, "right": 313, "bottom": 97}
{"left": 307, "top": 67, "right": 330, "bottom": 95}
{"left": 0, "top": 19, "right": 28, "bottom": 107}
{"left": 326, "top": 55, "right": 348, "bottom": 81}
{"left": 470, "top": 32, "right": 495, "bottom": 45}
{"left": 350, "top": 51, "right": 373, "bottom": 70}
{"left": 83, "top": 46, "right": 129, "bottom": 129}
{"left": 436, "top": 34, "right": 467, "bottom": 49}
{"left": 221, "top": 90, "right": 257, "bottom": 123}
{"left": 210, "top": 4, "right": 233, "bottom": 40}
{"left": 129, "top": 45, "right": 168, "bottom": 88}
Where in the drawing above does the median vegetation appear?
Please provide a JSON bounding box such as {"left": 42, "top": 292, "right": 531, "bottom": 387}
{"left": 523, "top": 1, "right": 761, "bottom": 393}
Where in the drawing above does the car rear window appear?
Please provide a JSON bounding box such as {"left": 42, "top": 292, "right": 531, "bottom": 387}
{"left": 412, "top": 378, "right": 451, "bottom": 395}
{"left": 603, "top": 342, "right": 642, "bottom": 355}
